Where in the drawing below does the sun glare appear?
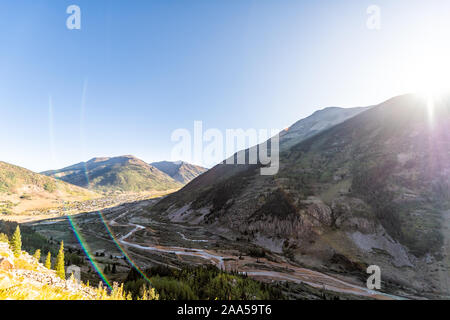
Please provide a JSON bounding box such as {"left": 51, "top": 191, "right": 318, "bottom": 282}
{"left": 397, "top": 36, "right": 450, "bottom": 125}
{"left": 411, "top": 56, "right": 450, "bottom": 98}
{"left": 404, "top": 40, "right": 450, "bottom": 99}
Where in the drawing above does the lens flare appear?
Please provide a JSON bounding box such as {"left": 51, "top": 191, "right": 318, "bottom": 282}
{"left": 63, "top": 80, "right": 154, "bottom": 290}
{"left": 66, "top": 214, "right": 112, "bottom": 288}
{"left": 62, "top": 168, "right": 155, "bottom": 290}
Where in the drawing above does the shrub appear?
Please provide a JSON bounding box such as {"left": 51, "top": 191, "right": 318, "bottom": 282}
{"left": 43, "top": 182, "right": 57, "bottom": 193}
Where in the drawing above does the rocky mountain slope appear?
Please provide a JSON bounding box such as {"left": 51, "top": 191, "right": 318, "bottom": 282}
{"left": 279, "top": 106, "right": 371, "bottom": 151}
{"left": 42, "top": 155, "right": 183, "bottom": 194}
{"left": 151, "top": 161, "right": 207, "bottom": 184}
{"left": 0, "top": 241, "right": 97, "bottom": 299}
{"left": 0, "top": 161, "right": 98, "bottom": 215}
{"left": 152, "top": 94, "right": 450, "bottom": 298}
{"left": 0, "top": 239, "right": 147, "bottom": 300}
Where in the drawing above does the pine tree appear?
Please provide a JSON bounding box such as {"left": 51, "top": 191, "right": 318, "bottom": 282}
{"left": 10, "top": 226, "right": 22, "bottom": 257}
{"left": 45, "top": 252, "right": 52, "bottom": 269}
{"left": 55, "top": 241, "right": 65, "bottom": 280}
{"left": 33, "top": 249, "right": 41, "bottom": 262}
{"left": 0, "top": 233, "right": 8, "bottom": 243}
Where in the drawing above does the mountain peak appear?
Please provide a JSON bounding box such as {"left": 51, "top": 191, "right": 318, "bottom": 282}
{"left": 151, "top": 161, "right": 207, "bottom": 184}
{"left": 87, "top": 157, "right": 111, "bottom": 163}
{"left": 279, "top": 105, "right": 371, "bottom": 150}
{"left": 88, "top": 155, "right": 138, "bottom": 163}
{"left": 311, "top": 106, "right": 342, "bottom": 114}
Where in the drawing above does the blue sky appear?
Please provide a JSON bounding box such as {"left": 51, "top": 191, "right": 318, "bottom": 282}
{"left": 1, "top": 0, "right": 450, "bottom": 171}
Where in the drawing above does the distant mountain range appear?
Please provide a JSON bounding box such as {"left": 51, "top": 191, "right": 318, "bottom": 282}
{"left": 41, "top": 156, "right": 206, "bottom": 194}
{"left": 152, "top": 95, "right": 450, "bottom": 297}
{"left": 151, "top": 161, "right": 207, "bottom": 184}
{"left": 0, "top": 155, "right": 207, "bottom": 214}
{"left": 41, "top": 155, "right": 183, "bottom": 193}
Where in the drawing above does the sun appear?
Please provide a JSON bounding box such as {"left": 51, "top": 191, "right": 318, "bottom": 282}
{"left": 411, "top": 58, "right": 450, "bottom": 99}
{"left": 413, "top": 62, "right": 446, "bottom": 124}
{"left": 403, "top": 41, "right": 450, "bottom": 99}
{"left": 397, "top": 38, "right": 450, "bottom": 125}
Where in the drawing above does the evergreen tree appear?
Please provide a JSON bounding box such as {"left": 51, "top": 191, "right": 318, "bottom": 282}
{"left": 33, "top": 249, "right": 41, "bottom": 262}
{"left": 45, "top": 252, "right": 52, "bottom": 269}
{"left": 112, "top": 264, "right": 117, "bottom": 274}
{"left": 10, "top": 225, "right": 22, "bottom": 257}
{"left": 0, "top": 233, "right": 8, "bottom": 243}
{"left": 55, "top": 241, "right": 65, "bottom": 279}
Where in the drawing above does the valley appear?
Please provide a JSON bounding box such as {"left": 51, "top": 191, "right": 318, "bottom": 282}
{"left": 0, "top": 190, "right": 176, "bottom": 223}
{"left": 26, "top": 196, "right": 408, "bottom": 300}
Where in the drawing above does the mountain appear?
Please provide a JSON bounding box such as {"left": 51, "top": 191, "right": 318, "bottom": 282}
{"left": 151, "top": 161, "right": 207, "bottom": 184}
{"left": 0, "top": 161, "right": 98, "bottom": 215}
{"left": 154, "top": 105, "right": 371, "bottom": 207}
{"left": 279, "top": 106, "right": 371, "bottom": 150}
{"left": 42, "top": 155, "right": 183, "bottom": 194}
{"left": 152, "top": 95, "right": 450, "bottom": 298}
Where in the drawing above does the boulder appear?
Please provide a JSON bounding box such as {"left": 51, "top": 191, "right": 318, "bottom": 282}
{"left": 0, "top": 257, "right": 14, "bottom": 271}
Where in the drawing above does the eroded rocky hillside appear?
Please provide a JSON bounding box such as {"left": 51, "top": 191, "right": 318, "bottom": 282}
{"left": 0, "top": 241, "right": 98, "bottom": 300}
